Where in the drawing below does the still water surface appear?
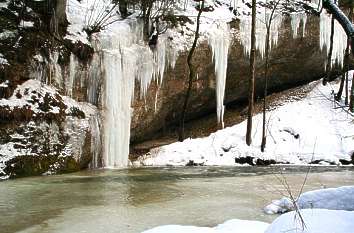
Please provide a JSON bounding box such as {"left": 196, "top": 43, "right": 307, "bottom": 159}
{"left": 0, "top": 166, "right": 353, "bottom": 233}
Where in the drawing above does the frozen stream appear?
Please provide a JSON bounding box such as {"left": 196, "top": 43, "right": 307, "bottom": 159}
{"left": 1, "top": 166, "right": 354, "bottom": 233}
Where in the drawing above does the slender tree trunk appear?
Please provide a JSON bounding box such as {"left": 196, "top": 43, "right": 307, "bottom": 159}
{"left": 336, "top": 72, "right": 346, "bottom": 101}
{"left": 260, "top": 0, "right": 280, "bottom": 152}
{"left": 348, "top": 3, "right": 354, "bottom": 111}
{"left": 345, "top": 51, "right": 349, "bottom": 105}
{"left": 119, "top": 0, "right": 128, "bottom": 18}
{"left": 178, "top": 0, "right": 204, "bottom": 142}
{"left": 350, "top": 72, "right": 354, "bottom": 112}
{"left": 323, "top": 16, "right": 334, "bottom": 85}
{"left": 246, "top": 0, "right": 257, "bottom": 146}
{"left": 261, "top": 26, "right": 270, "bottom": 152}
{"left": 345, "top": 7, "right": 353, "bottom": 105}
{"left": 336, "top": 36, "right": 351, "bottom": 102}
{"left": 323, "top": 0, "right": 354, "bottom": 54}
{"left": 141, "top": 0, "right": 153, "bottom": 41}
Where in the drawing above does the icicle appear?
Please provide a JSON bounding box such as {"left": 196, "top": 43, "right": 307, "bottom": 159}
{"left": 320, "top": 12, "right": 347, "bottom": 68}
{"left": 291, "top": 13, "right": 307, "bottom": 38}
{"left": 239, "top": 12, "right": 282, "bottom": 59}
{"left": 67, "top": 53, "right": 78, "bottom": 97}
{"left": 208, "top": 22, "right": 231, "bottom": 128}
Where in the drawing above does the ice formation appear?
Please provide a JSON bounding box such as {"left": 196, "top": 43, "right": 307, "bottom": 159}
{"left": 208, "top": 22, "right": 231, "bottom": 128}
{"left": 320, "top": 12, "right": 347, "bottom": 68}
{"left": 67, "top": 53, "right": 78, "bottom": 97}
{"left": 239, "top": 12, "right": 283, "bottom": 58}
{"left": 290, "top": 12, "right": 307, "bottom": 38}
{"left": 97, "top": 19, "right": 177, "bottom": 167}
{"left": 89, "top": 112, "right": 102, "bottom": 168}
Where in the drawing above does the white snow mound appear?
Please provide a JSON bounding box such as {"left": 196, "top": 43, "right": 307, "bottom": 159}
{"left": 264, "top": 185, "right": 354, "bottom": 214}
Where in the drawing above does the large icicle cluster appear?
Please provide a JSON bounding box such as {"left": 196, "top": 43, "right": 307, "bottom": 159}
{"left": 239, "top": 12, "right": 283, "bottom": 58}
{"left": 98, "top": 22, "right": 176, "bottom": 168}
{"left": 66, "top": 0, "right": 179, "bottom": 168}
{"left": 208, "top": 22, "right": 232, "bottom": 128}
{"left": 320, "top": 12, "right": 348, "bottom": 68}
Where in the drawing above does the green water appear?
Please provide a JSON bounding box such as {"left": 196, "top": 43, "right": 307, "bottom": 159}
{"left": 0, "top": 166, "right": 353, "bottom": 233}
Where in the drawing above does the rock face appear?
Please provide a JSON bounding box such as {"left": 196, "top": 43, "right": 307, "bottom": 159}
{"left": 130, "top": 15, "right": 327, "bottom": 142}
{"left": 0, "top": 0, "right": 345, "bottom": 178}
{"left": 0, "top": 80, "right": 101, "bottom": 179}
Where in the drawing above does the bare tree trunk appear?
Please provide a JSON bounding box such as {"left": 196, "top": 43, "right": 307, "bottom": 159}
{"left": 344, "top": 57, "right": 349, "bottom": 106}
{"left": 323, "top": 0, "right": 354, "bottom": 54}
{"left": 344, "top": 7, "right": 353, "bottom": 105}
{"left": 336, "top": 36, "right": 350, "bottom": 102}
{"left": 323, "top": 16, "right": 334, "bottom": 85}
{"left": 119, "top": 0, "right": 128, "bottom": 18}
{"left": 178, "top": 0, "right": 204, "bottom": 142}
{"left": 246, "top": 0, "right": 257, "bottom": 146}
{"left": 261, "top": 0, "right": 280, "bottom": 152}
{"left": 350, "top": 72, "right": 354, "bottom": 112}
{"left": 55, "top": 0, "right": 67, "bottom": 26}
{"left": 141, "top": 0, "right": 153, "bottom": 41}
{"left": 336, "top": 72, "right": 346, "bottom": 101}
{"left": 261, "top": 29, "right": 269, "bottom": 152}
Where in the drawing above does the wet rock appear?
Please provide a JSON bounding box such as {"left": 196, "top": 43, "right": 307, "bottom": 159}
{"left": 235, "top": 156, "right": 277, "bottom": 166}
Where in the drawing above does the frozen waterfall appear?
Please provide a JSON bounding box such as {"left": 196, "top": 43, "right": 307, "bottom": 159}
{"left": 98, "top": 20, "right": 176, "bottom": 168}
{"left": 208, "top": 22, "right": 231, "bottom": 128}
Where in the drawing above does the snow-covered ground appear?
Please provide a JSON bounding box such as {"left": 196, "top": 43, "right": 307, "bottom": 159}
{"left": 143, "top": 185, "right": 354, "bottom": 233}
{"left": 142, "top": 209, "right": 354, "bottom": 233}
{"left": 137, "top": 75, "right": 354, "bottom": 167}
{"left": 264, "top": 186, "right": 354, "bottom": 214}
{"left": 142, "top": 219, "right": 269, "bottom": 233}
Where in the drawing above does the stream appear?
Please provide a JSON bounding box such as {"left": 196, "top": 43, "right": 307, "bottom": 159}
{"left": 1, "top": 166, "right": 354, "bottom": 233}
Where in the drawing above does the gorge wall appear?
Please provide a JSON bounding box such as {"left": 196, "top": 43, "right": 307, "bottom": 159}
{"left": 0, "top": 0, "right": 348, "bottom": 178}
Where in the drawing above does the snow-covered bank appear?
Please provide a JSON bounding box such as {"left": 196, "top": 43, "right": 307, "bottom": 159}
{"left": 265, "top": 209, "right": 354, "bottom": 233}
{"left": 142, "top": 184, "right": 354, "bottom": 233}
{"left": 264, "top": 186, "right": 354, "bottom": 214}
{"left": 137, "top": 77, "right": 354, "bottom": 167}
{"left": 142, "top": 209, "right": 354, "bottom": 233}
{"left": 142, "top": 219, "right": 269, "bottom": 233}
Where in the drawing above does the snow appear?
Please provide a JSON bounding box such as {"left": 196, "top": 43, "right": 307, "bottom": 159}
{"left": 19, "top": 20, "right": 34, "bottom": 28}
{"left": 265, "top": 209, "right": 354, "bottom": 233}
{"left": 0, "top": 30, "right": 17, "bottom": 40}
{"left": 142, "top": 210, "right": 354, "bottom": 233}
{"left": 138, "top": 75, "right": 354, "bottom": 167}
{"left": 0, "top": 79, "right": 59, "bottom": 114}
{"left": 142, "top": 219, "right": 269, "bottom": 233}
{"left": 0, "top": 53, "right": 9, "bottom": 66}
{"left": 0, "top": 80, "right": 100, "bottom": 178}
{"left": 264, "top": 186, "right": 354, "bottom": 214}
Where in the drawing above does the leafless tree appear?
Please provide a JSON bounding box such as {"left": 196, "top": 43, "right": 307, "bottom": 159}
{"left": 246, "top": 0, "right": 257, "bottom": 146}
{"left": 261, "top": 0, "right": 281, "bottom": 152}
{"left": 178, "top": 0, "right": 205, "bottom": 141}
